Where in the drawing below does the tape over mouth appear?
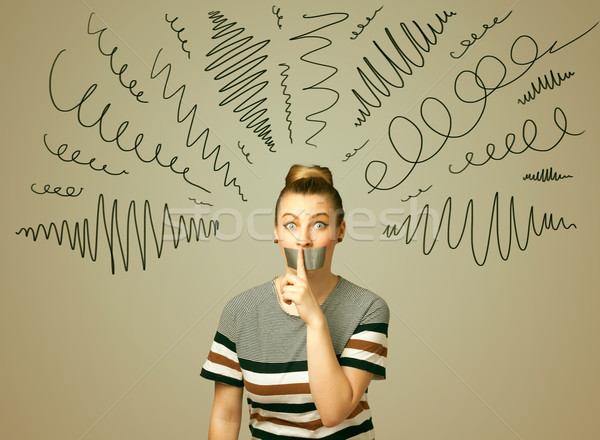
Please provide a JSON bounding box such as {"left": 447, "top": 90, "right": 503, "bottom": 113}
{"left": 284, "top": 247, "right": 326, "bottom": 271}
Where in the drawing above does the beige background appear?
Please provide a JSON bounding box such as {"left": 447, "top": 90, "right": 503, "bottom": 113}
{"left": 1, "top": 0, "right": 599, "bottom": 438}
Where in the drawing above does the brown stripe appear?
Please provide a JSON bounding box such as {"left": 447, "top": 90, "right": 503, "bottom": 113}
{"left": 207, "top": 351, "right": 242, "bottom": 372}
{"left": 245, "top": 381, "right": 310, "bottom": 396}
{"left": 345, "top": 339, "right": 388, "bottom": 357}
{"left": 249, "top": 400, "right": 369, "bottom": 431}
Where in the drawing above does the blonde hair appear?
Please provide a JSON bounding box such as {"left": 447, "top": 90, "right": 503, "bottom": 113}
{"left": 275, "top": 165, "right": 344, "bottom": 227}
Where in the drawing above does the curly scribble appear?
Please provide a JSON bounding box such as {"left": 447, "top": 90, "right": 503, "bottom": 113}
{"left": 290, "top": 12, "right": 349, "bottom": 147}
{"left": 342, "top": 139, "right": 368, "bottom": 162}
{"left": 400, "top": 185, "right": 432, "bottom": 202}
{"left": 165, "top": 14, "right": 191, "bottom": 59}
{"left": 31, "top": 183, "right": 83, "bottom": 197}
{"left": 189, "top": 198, "right": 214, "bottom": 206}
{"left": 352, "top": 10, "right": 457, "bottom": 127}
{"left": 450, "top": 10, "right": 512, "bottom": 59}
{"left": 517, "top": 69, "right": 575, "bottom": 105}
{"left": 272, "top": 6, "right": 283, "bottom": 29}
{"left": 382, "top": 192, "right": 576, "bottom": 266}
{"left": 523, "top": 167, "right": 573, "bottom": 182}
{"left": 350, "top": 6, "right": 383, "bottom": 40}
{"left": 16, "top": 194, "right": 219, "bottom": 274}
{"left": 238, "top": 141, "right": 253, "bottom": 164}
{"left": 278, "top": 63, "right": 294, "bottom": 144}
{"left": 43, "top": 134, "right": 129, "bottom": 176}
{"left": 206, "top": 11, "right": 276, "bottom": 152}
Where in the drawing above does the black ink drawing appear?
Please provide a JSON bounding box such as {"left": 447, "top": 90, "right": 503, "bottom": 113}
{"left": 165, "top": 14, "right": 191, "bottom": 59}
{"left": 44, "top": 134, "right": 129, "bottom": 176}
{"left": 518, "top": 70, "right": 575, "bottom": 105}
{"left": 382, "top": 192, "right": 576, "bottom": 266}
{"left": 449, "top": 107, "right": 583, "bottom": 174}
{"left": 290, "top": 12, "right": 349, "bottom": 147}
{"left": 205, "top": 11, "right": 276, "bottom": 152}
{"left": 450, "top": 11, "right": 512, "bottom": 59}
{"left": 523, "top": 168, "right": 573, "bottom": 182}
{"left": 350, "top": 6, "right": 383, "bottom": 40}
{"left": 16, "top": 194, "right": 219, "bottom": 274}
{"left": 86, "top": 13, "right": 149, "bottom": 104}
{"left": 364, "top": 22, "right": 597, "bottom": 193}
{"left": 150, "top": 49, "right": 248, "bottom": 201}
{"left": 30, "top": 184, "right": 83, "bottom": 197}
{"left": 50, "top": 49, "right": 215, "bottom": 196}
{"left": 238, "top": 141, "right": 253, "bottom": 164}
{"left": 352, "top": 11, "right": 457, "bottom": 127}
{"left": 189, "top": 197, "right": 214, "bottom": 206}
{"left": 342, "top": 139, "right": 368, "bottom": 162}
{"left": 278, "top": 63, "right": 294, "bottom": 144}
{"left": 272, "top": 5, "right": 283, "bottom": 29}
{"left": 400, "top": 185, "right": 432, "bottom": 202}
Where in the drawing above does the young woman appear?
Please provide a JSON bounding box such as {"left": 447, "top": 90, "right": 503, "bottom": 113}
{"left": 201, "top": 165, "right": 389, "bottom": 439}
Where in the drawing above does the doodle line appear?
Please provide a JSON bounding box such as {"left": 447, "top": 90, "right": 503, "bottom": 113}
{"left": 188, "top": 198, "right": 214, "bottom": 206}
{"left": 450, "top": 11, "right": 512, "bottom": 59}
{"left": 351, "top": 10, "right": 457, "bottom": 127}
{"left": 43, "top": 134, "right": 129, "bottom": 176}
{"left": 150, "top": 49, "right": 248, "bottom": 201}
{"left": 272, "top": 6, "right": 283, "bottom": 29}
{"left": 290, "top": 12, "right": 349, "bottom": 147}
{"left": 87, "top": 13, "right": 149, "bottom": 103}
{"left": 449, "top": 107, "right": 583, "bottom": 174}
{"left": 206, "top": 11, "right": 276, "bottom": 152}
{"left": 238, "top": 141, "right": 253, "bottom": 164}
{"left": 342, "top": 139, "right": 369, "bottom": 162}
{"left": 278, "top": 63, "right": 294, "bottom": 144}
{"left": 400, "top": 185, "right": 432, "bottom": 202}
{"left": 382, "top": 192, "right": 576, "bottom": 266}
{"left": 30, "top": 184, "right": 83, "bottom": 197}
{"left": 350, "top": 6, "right": 383, "bottom": 40}
{"left": 518, "top": 70, "right": 575, "bottom": 105}
{"left": 165, "top": 14, "right": 191, "bottom": 59}
{"left": 16, "top": 193, "right": 219, "bottom": 274}
{"left": 523, "top": 168, "right": 573, "bottom": 182}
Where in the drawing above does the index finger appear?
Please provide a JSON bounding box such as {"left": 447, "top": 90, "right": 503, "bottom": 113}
{"left": 296, "top": 247, "right": 307, "bottom": 279}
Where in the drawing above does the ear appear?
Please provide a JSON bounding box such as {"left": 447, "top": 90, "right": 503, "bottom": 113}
{"left": 273, "top": 223, "right": 278, "bottom": 241}
{"left": 338, "top": 219, "right": 346, "bottom": 241}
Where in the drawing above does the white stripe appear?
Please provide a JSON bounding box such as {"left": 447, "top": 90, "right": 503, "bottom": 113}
{"left": 210, "top": 341, "right": 239, "bottom": 363}
{"left": 249, "top": 406, "right": 320, "bottom": 424}
{"left": 340, "top": 348, "right": 386, "bottom": 367}
{"left": 202, "top": 359, "right": 243, "bottom": 381}
{"left": 350, "top": 330, "right": 388, "bottom": 347}
{"left": 242, "top": 369, "right": 308, "bottom": 386}
{"left": 247, "top": 391, "right": 313, "bottom": 404}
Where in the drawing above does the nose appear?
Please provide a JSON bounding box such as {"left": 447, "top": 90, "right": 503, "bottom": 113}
{"left": 295, "top": 227, "right": 313, "bottom": 247}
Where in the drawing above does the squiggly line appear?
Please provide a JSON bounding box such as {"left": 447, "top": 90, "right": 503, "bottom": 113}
{"left": 381, "top": 192, "right": 576, "bottom": 266}
{"left": 352, "top": 11, "right": 457, "bottom": 127}
{"left": 188, "top": 198, "right": 213, "bottom": 206}
{"left": 16, "top": 193, "right": 219, "bottom": 274}
{"left": 518, "top": 69, "right": 575, "bottom": 105}
{"left": 400, "top": 185, "right": 432, "bottom": 202}
{"left": 206, "top": 11, "right": 276, "bottom": 152}
{"left": 43, "top": 134, "right": 128, "bottom": 176}
{"left": 278, "top": 63, "right": 294, "bottom": 144}
{"left": 523, "top": 168, "right": 573, "bottom": 182}
{"left": 272, "top": 6, "right": 283, "bottom": 29}
{"left": 165, "top": 14, "right": 191, "bottom": 59}
{"left": 342, "top": 139, "right": 368, "bottom": 162}
{"left": 150, "top": 49, "right": 247, "bottom": 201}
{"left": 290, "top": 12, "right": 349, "bottom": 147}
{"left": 31, "top": 183, "right": 83, "bottom": 197}
{"left": 238, "top": 141, "right": 253, "bottom": 164}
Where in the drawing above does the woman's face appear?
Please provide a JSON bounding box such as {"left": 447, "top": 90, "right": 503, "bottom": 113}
{"left": 274, "top": 192, "right": 345, "bottom": 271}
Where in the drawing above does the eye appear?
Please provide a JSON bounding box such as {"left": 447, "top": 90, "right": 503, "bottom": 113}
{"left": 284, "top": 222, "right": 297, "bottom": 230}
{"left": 314, "top": 221, "right": 328, "bottom": 229}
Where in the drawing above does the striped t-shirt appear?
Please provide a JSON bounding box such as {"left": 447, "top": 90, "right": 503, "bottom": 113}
{"left": 200, "top": 276, "right": 389, "bottom": 439}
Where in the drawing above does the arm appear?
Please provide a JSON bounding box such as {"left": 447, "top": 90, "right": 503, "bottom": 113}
{"left": 306, "top": 318, "right": 374, "bottom": 427}
{"left": 208, "top": 382, "right": 243, "bottom": 440}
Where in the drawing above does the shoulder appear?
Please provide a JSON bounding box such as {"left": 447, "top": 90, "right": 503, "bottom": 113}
{"left": 338, "top": 277, "right": 389, "bottom": 315}
{"left": 221, "top": 279, "right": 274, "bottom": 316}
{"left": 328, "top": 277, "right": 389, "bottom": 327}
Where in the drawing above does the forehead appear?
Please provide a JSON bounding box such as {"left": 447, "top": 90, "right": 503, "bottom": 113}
{"left": 278, "top": 193, "right": 333, "bottom": 216}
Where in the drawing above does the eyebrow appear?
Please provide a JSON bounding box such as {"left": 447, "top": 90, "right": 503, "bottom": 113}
{"left": 282, "top": 211, "right": 329, "bottom": 219}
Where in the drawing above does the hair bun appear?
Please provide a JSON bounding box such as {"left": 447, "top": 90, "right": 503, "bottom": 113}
{"left": 285, "top": 165, "right": 333, "bottom": 187}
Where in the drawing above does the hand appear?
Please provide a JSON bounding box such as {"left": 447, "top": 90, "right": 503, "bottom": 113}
{"left": 280, "top": 248, "right": 325, "bottom": 326}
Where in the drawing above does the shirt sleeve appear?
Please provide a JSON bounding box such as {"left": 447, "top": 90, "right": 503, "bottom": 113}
{"left": 200, "top": 299, "right": 244, "bottom": 387}
{"left": 339, "top": 295, "right": 389, "bottom": 380}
